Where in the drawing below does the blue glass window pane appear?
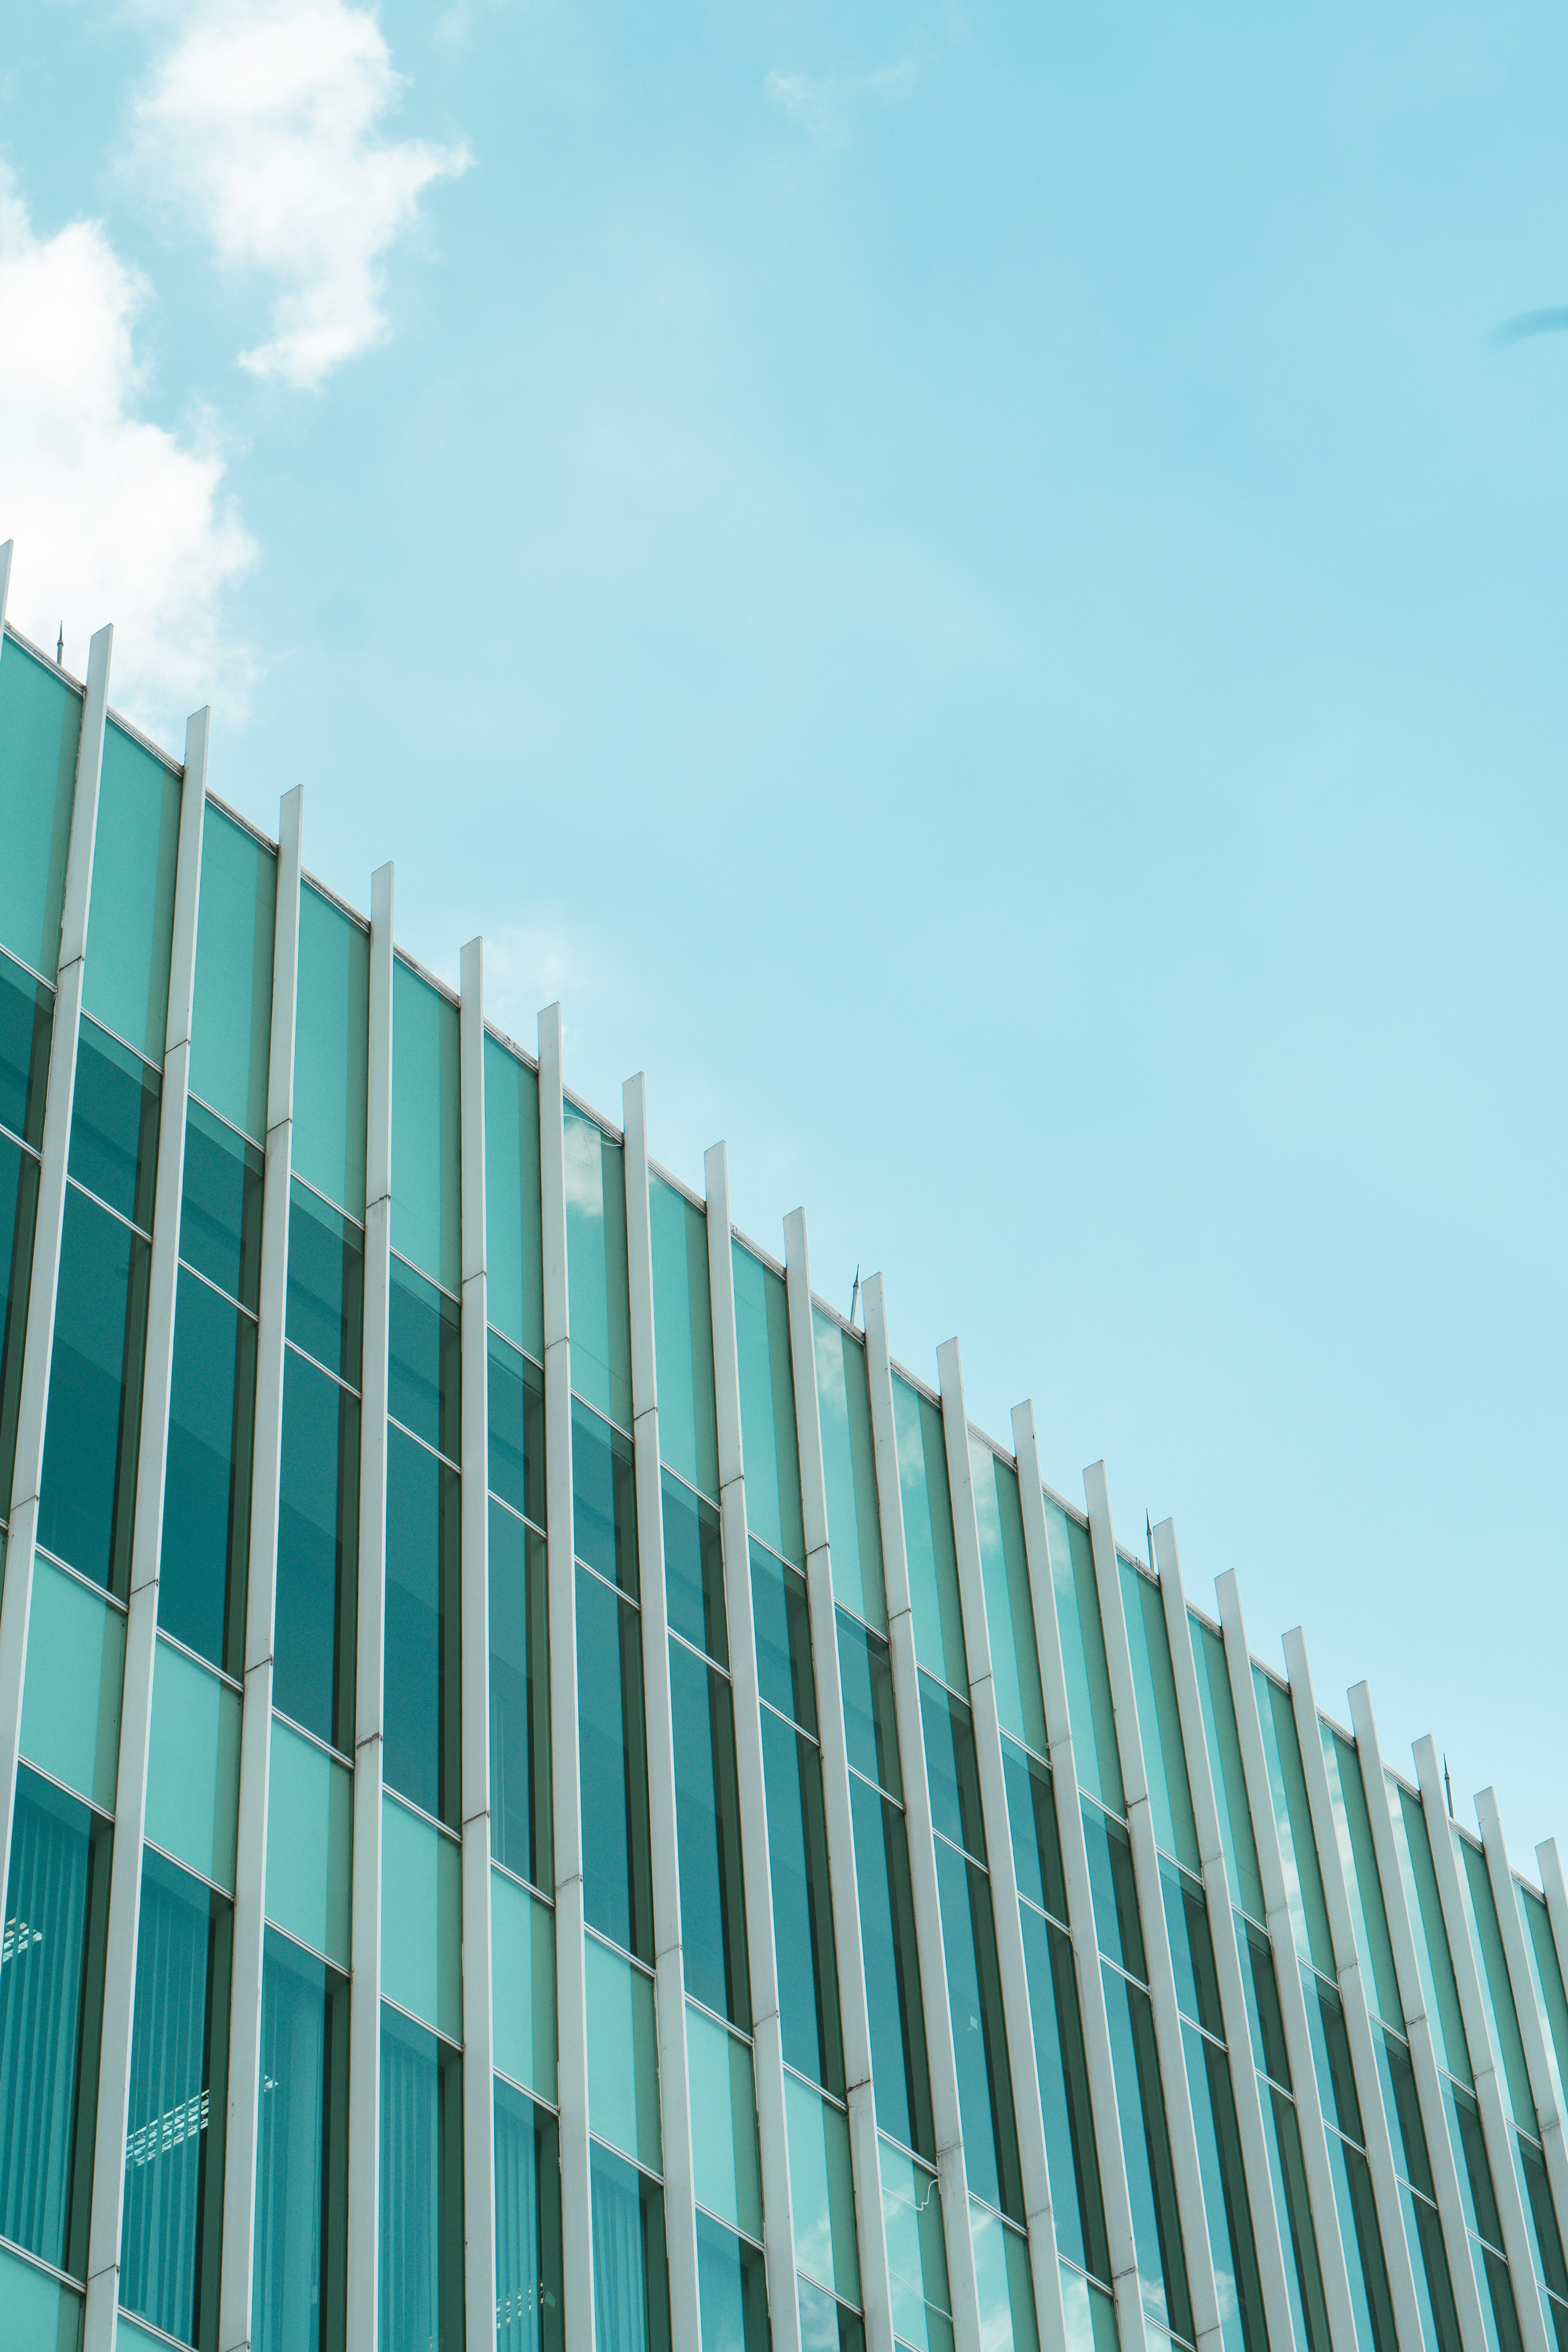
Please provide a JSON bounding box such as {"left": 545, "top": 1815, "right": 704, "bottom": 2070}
{"left": 83, "top": 723, "right": 181, "bottom": 1066}
{"left": 38, "top": 1184, "right": 149, "bottom": 1595}
{"left": 160, "top": 1267, "right": 256, "bottom": 1678}
{"left": 760, "top": 1706, "right": 843, "bottom": 2096}
{"left": 1265, "top": 2084, "right": 1331, "bottom": 2352}
{"left": 837, "top": 1612, "right": 899, "bottom": 1802}
{"left": 384, "top": 1426, "right": 461, "bottom": 1828}
{"left": 495, "top": 2076, "right": 564, "bottom": 2351}
{"left": 483, "top": 1033, "right": 544, "bottom": 1363}
{"left": 0, "top": 637, "right": 79, "bottom": 980}
{"left": 180, "top": 1103, "right": 263, "bottom": 1310}
{"left": 752, "top": 1541, "right": 815, "bottom": 1735}
{"left": 696, "top": 2208, "right": 771, "bottom": 2352}
{"left": 388, "top": 1254, "right": 460, "bottom": 1461}
{"left": 662, "top": 1471, "right": 726, "bottom": 1669}
{"left": 391, "top": 956, "right": 461, "bottom": 1296}
{"left": 0, "top": 1767, "right": 111, "bottom": 2279}
{"left": 378, "top": 2005, "right": 463, "bottom": 2352}
{"left": 0, "top": 949, "right": 51, "bottom": 1147}
{"left": 1377, "top": 2028, "right": 1434, "bottom": 2197}
{"left": 292, "top": 886, "right": 368, "bottom": 1223}
{"left": 563, "top": 1102, "right": 633, "bottom": 1433}
{"left": 1236, "top": 1917, "right": 1292, "bottom": 2090}
{"left": 68, "top": 1017, "right": 160, "bottom": 1230}
{"left": 572, "top": 1397, "right": 638, "bottom": 1596}
{"left": 933, "top": 1837, "right": 1022, "bottom": 2223}
{"left": 590, "top": 2137, "right": 670, "bottom": 2352}
{"left": 649, "top": 1171, "right": 719, "bottom": 1506}
{"left": 1018, "top": 1905, "right": 1108, "bottom": 2283}
{"left": 489, "top": 1329, "right": 544, "bottom": 1529}
{"left": 797, "top": 2274, "right": 865, "bottom": 2352}
{"left": 890, "top": 1374, "right": 966, "bottom": 1691}
{"left": 1081, "top": 1803, "right": 1145, "bottom": 1982}
{"left": 1183, "top": 2019, "right": 1265, "bottom": 2352}
{"left": 1161, "top": 1861, "right": 1224, "bottom": 2040}
{"left": 253, "top": 1929, "right": 348, "bottom": 2352}
{"left": 669, "top": 1635, "right": 750, "bottom": 2028}
{"left": 120, "top": 1848, "right": 232, "bottom": 2348}
{"left": 285, "top": 1181, "right": 363, "bottom": 1390}
{"left": 1102, "top": 1960, "right": 1192, "bottom": 2341}
{"left": 1303, "top": 1968, "right": 1365, "bottom": 2144}
{"left": 274, "top": 1348, "right": 359, "bottom": 1754}
{"left": 921, "top": 1675, "right": 986, "bottom": 1866}
{"left": 0, "top": 1132, "right": 40, "bottom": 1505}
{"left": 490, "top": 1498, "right": 552, "bottom": 1892}
{"left": 1003, "top": 1739, "right": 1065, "bottom": 1926}
{"left": 811, "top": 1307, "right": 884, "bottom": 1631}
{"left": 189, "top": 804, "right": 274, "bottom": 1147}
{"left": 577, "top": 1566, "right": 653, "bottom": 1962}
{"left": 848, "top": 1771, "right": 932, "bottom": 2159}
{"left": 731, "top": 1241, "right": 804, "bottom": 1569}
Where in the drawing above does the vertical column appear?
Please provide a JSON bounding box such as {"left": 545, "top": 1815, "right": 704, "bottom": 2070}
{"left": 937, "top": 1340, "right": 1068, "bottom": 2352}
{"left": 622, "top": 1071, "right": 702, "bottom": 2348}
{"left": 346, "top": 861, "right": 394, "bottom": 2352}
{"left": 460, "top": 938, "right": 497, "bottom": 2347}
{"left": 1011, "top": 1403, "right": 1144, "bottom": 2352}
{"left": 0, "top": 620, "right": 110, "bottom": 1900}
{"left": 1082, "top": 1461, "right": 1225, "bottom": 2352}
{"left": 1283, "top": 1625, "right": 1430, "bottom": 2352}
{"left": 539, "top": 1003, "right": 593, "bottom": 2344}
{"left": 1150, "top": 1521, "right": 1299, "bottom": 2352}
{"left": 706, "top": 1142, "right": 803, "bottom": 2352}
{"left": 83, "top": 702, "right": 210, "bottom": 2352}
{"left": 785, "top": 1210, "right": 895, "bottom": 2352}
{"left": 1348, "top": 1684, "right": 1490, "bottom": 2352}
{"left": 220, "top": 785, "right": 304, "bottom": 2351}
{"left": 1538, "top": 1845, "right": 1568, "bottom": 2089}
{"left": 860, "top": 1273, "right": 984, "bottom": 2352}
{"left": 1414, "top": 1738, "right": 1552, "bottom": 2352}
{"left": 1475, "top": 1791, "right": 1568, "bottom": 2252}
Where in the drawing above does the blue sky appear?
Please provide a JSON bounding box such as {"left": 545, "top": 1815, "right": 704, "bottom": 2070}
{"left": 4, "top": 2, "right": 1566, "bottom": 1856}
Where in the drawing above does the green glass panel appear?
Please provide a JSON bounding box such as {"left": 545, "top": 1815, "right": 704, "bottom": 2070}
{"left": 1376, "top": 2027, "right": 1435, "bottom": 2197}
{"left": 20, "top": 1553, "right": 124, "bottom": 1811}
{"left": 293, "top": 884, "right": 369, "bottom": 1219}
{"left": 483, "top": 1033, "right": 543, "bottom": 1362}
{"left": 1456, "top": 1836, "right": 1536, "bottom": 2130}
{"left": 934, "top": 1839, "right": 1022, "bottom": 2222}
{"left": 1322, "top": 1728, "right": 1404, "bottom": 2032}
{"left": 1387, "top": 1780, "right": 1472, "bottom": 2083}
{"left": 38, "top": 1183, "right": 150, "bottom": 1595}
{"left": 753, "top": 1537, "right": 816, "bottom": 1733}
{"left": 880, "top": 2139, "right": 952, "bottom": 2352}
{"left": 1181, "top": 2021, "right": 1263, "bottom": 2352}
{"left": 0, "top": 947, "right": 54, "bottom": 1147}
{"left": 1263, "top": 2083, "right": 1331, "bottom": 2352}
{"left": 1082, "top": 1801, "right": 1146, "bottom": 1980}
{"left": 1252, "top": 1666, "right": 1334, "bottom": 1974}
{"left": 650, "top": 1171, "right": 719, "bottom": 1502}
{"left": 971, "top": 2200, "right": 1038, "bottom": 2352}
{"left": 814, "top": 1308, "right": 884, "bottom": 1630}
{"left": 287, "top": 1180, "right": 363, "bottom": 1387}
{"left": 577, "top": 1564, "right": 654, "bottom": 1962}
{"left": 1161, "top": 1859, "right": 1224, "bottom": 2039}
{"left": 494, "top": 2077, "right": 564, "bottom": 2350}
{"left": 381, "top": 1793, "right": 463, "bottom": 2042}
{"left": 160, "top": 1263, "right": 256, "bottom": 1680}
{"left": 922, "top": 1674, "right": 987, "bottom": 1864}
{"left": 849, "top": 1773, "right": 933, "bottom": 2159}
{"left": 1517, "top": 2133, "right": 1568, "bottom": 2306}
{"left": 573, "top": 1396, "right": 638, "bottom": 1595}
{"left": 696, "top": 2210, "right": 769, "bottom": 2352}
{"left": 1236, "top": 1915, "right": 1292, "bottom": 2088}
{"left": 839, "top": 1610, "right": 901, "bottom": 1802}
{"left": 144, "top": 1635, "right": 241, "bottom": 1889}
{"left": 1019, "top": 1906, "right": 1110, "bottom": 2285}
{"left": 274, "top": 1345, "right": 359, "bottom": 1756}
{"left": 490, "top": 1501, "right": 552, "bottom": 1891}
{"left": 1301, "top": 1967, "right": 1365, "bottom": 2141}
{"left": 670, "top": 1637, "right": 750, "bottom": 2027}
{"left": 785, "top": 2071, "right": 860, "bottom": 2304}
{"left": 892, "top": 1374, "right": 966, "bottom": 1690}
{"left": 733, "top": 1240, "right": 804, "bottom": 1568}
{"left": 584, "top": 1932, "right": 661, "bottom": 2171}
{"left": 489, "top": 1329, "right": 544, "bottom": 1529}
{"left": 0, "top": 636, "right": 80, "bottom": 980}
{"left": 82, "top": 724, "right": 180, "bottom": 1063}
{"left": 254, "top": 1929, "right": 350, "bottom": 2352}
{"left": 1102, "top": 1961, "right": 1192, "bottom": 2339}
{"left": 1006, "top": 1740, "right": 1068, "bottom": 1925}
{"left": 971, "top": 1440, "right": 1045, "bottom": 1754}
{"left": 379, "top": 2005, "right": 464, "bottom": 2352}
{"left": 392, "top": 957, "right": 461, "bottom": 1293}
{"left": 1044, "top": 1500, "right": 1122, "bottom": 1815}
{"left": 1402, "top": 2183, "right": 1463, "bottom": 2352}
{"left": 1521, "top": 1886, "right": 1568, "bottom": 2111}
{"left": 0, "top": 2242, "right": 82, "bottom": 2350}
{"left": 1325, "top": 2128, "right": 1398, "bottom": 2352}
{"left": 590, "top": 2140, "right": 670, "bottom": 2349}
{"left": 384, "top": 1428, "right": 462, "bottom": 1829}
{"left": 389, "top": 1252, "right": 461, "bottom": 1460}
{"left": 686, "top": 2002, "right": 763, "bottom": 2238}
{"left": 491, "top": 1866, "right": 557, "bottom": 2102}
{"left": 180, "top": 1101, "right": 264, "bottom": 1311}
{"left": 762, "top": 1706, "right": 844, "bottom": 2094}
{"left": 69, "top": 1017, "right": 160, "bottom": 1229}
{"left": 1189, "top": 1615, "right": 1263, "bottom": 1922}
{"left": 1120, "top": 1559, "right": 1199, "bottom": 1872}
{"left": 563, "top": 1100, "right": 631, "bottom": 1430}
{"left": 0, "top": 1134, "right": 38, "bottom": 1508}
{"left": 663, "top": 1470, "right": 728, "bottom": 1667}
{"left": 118, "top": 2320, "right": 171, "bottom": 2352}
{"left": 189, "top": 805, "right": 274, "bottom": 1143}
{"left": 264, "top": 1717, "right": 353, "bottom": 1968}
{"left": 1058, "top": 2262, "right": 1120, "bottom": 2352}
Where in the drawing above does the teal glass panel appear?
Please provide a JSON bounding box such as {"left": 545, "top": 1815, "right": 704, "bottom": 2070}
{"left": 849, "top": 1771, "right": 933, "bottom": 2158}
{"left": 491, "top": 1500, "right": 552, "bottom": 1891}
{"left": 785, "top": 2072, "right": 860, "bottom": 2304}
{"left": 389, "top": 1252, "right": 461, "bottom": 1461}
{"left": 1376, "top": 2027, "right": 1435, "bottom": 2196}
{"left": 1522, "top": 1887, "right": 1568, "bottom": 2110}
{"left": 573, "top": 1397, "right": 638, "bottom": 1595}
{"left": 880, "top": 2140, "right": 952, "bottom": 2352}
{"left": 379, "top": 2005, "right": 463, "bottom": 2352}
{"left": 1322, "top": 1728, "right": 1404, "bottom": 2033}
{"left": 0, "top": 1131, "right": 39, "bottom": 1504}
{"left": 391, "top": 958, "right": 460, "bottom": 1291}
{"left": 891, "top": 1374, "right": 965, "bottom": 1690}
{"left": 189, "top": 806, "right": 274, "bottom": 1144}
{"left": 686, "top": 2001, "right": 763, "bottom": 2238}
{"left": 1043, "top": 1500, "right": 1123, "bottom": 1816}
{"left": 1517, "top": 2134, "right": 1568, "bottom": 2306}
{"left": 145, "top": 1637, "right": 242, "bottom": 1891}
{"left": 1018, "top": 1906, "right": 1109, "bottom": 2282}
{"left": 934, "top": 1837, "right": 1022, "bottom": 2221}
{"left": 120, "top": 1847, "right": 232, "bottom": 2348}
{"left": 1120, "top": 1559, "right": 1199, "bottom": 1873}
{"left": 1102, "top": 1960, "right": 1192, "bottom": 2339}
{"left": 585, "top": 1933, "right": 662, "bottom": 2171}
{"left": 180, "top": 1102, "right": 263, "bottom": 1310}
{"left": 972, "top": 2201, "right": 1038, "bottom": 2352}
{"left": 813, "top": 1308, "right": 884, "bottom": 1630}
{"left": 732, "top": 1241, "right": 804, "bottom": 1568}
{"left": 160, "top": 1265, "right": 256, "bottom": 1679}
{"left": 922, "top": 1674, "right": 987, "bottom": 1864}
{"left": 495, "top": 2077, "right": 564, "bottom": 2352}
{"left": 1387, "top": 1780, "right": 1472, "bottom": 2083}
{"left": 1456, "top": 1837, "right": 1535, "bottom": 2131}
{"left": 286, "top": 1181, "right": 363, "bottom": 1387}
{"left": 274, "top": 1347, "right": 358, "bottom": 1755}
{"left": 670, "top": 1634, "right": 750, "bottom": 2027}
{"left": 1236, "top": 1916, "right": 1292, "bottom": 2087}
{"left": 1161, "top": 1859, "right": 1224, "bottom": 2039}
{"left": 0, "top": 947, "right": 53, "bottom": 1146}
{"left": 1181, "top": 2020, "right": 1263, "bottom": 2352}
{"left": 1327, "top": 2128, "right": 1398, "bottom": 2352}
{"left": 253, "top": 1928, "right": 348, "bottom": 2352}
{"left": 0, "top": 636, "right": 80, "bottom": 978}
{"left": 590, "top": 2138, "right": 670, "bottom": 2352}
{"left": 1264, "top": 2084, "right": 1331, "bottom": 2352}
{"left": 696, "top": 2209, "right": 770, "bottom": 2352}
{"left": 663, "top": 1470, "right": 727, "bottom": 1666}
{"left": 0, "top": 2241, "right": 82, "bottom": 2351}
{"left": 1303, "top": 1967, "right": 1367, "bottom": 2141}
{"left": 1446, "top": 2075, "right": 1506, "bottom": 2248}
{"left": 578, "top": 1565, "right": 653, "bottom": 1962}
{"left": 971, "top": 1440, "right": 1045, "bottom": 1753}
{"left": 381, "top": 1795, "right": 463, "bottom": 2042}
{"left": 483, "top": 1033, "right": 544, "bottom": 1362}
{"left": 1252, "top": 1666, "right": 1334, "bottom": 1974}
{"left": 1058, "top": 2262, "right": 1120, "bottom": 2352}
{"left": 564, "top": 1100, "right": 631, "bottom": 1431}
{"left": 1473, "top": 2243, "right": 1526, "bottom": 2352}
{"left": 491, "top": 1867, "right": 557, "bottom": 2102}
{"left": 753, "top": 1539, "right": 816, "bottom": 1733}
{"left": 384, "top": 1426, "right": 461, "bottom": 1828}
{"left": 0, "top": 1767, "right": 111, "bottom": 2279}
{"left": 20, "top": 1552, "right": 124, "bottom": 1810}
{"left": 1403, "top": 2185, "right": 1463, "bottom": 2352}
{"left": 838, "top": 1611, "right": 900, "bottom": 1800}
{"left": 650, "top": 1171, "right": 719, "bottom": 1503}
{"left": 83, "top": 723, "right": 181, "bottom": 1063}
{"left": 69, "top": 1017, "right": 160, "bottom": 1230}
{"left": 489, "top": 1329, "right": 544, "bottom": 1529}
{"left": 264, "top": 1717, "right": 353, "bottom": 1967}
{"left": 1190, "top": 1616, "right": 1263, "bottom": 1921}
{"left": 1082, "top": 1801, "right": 1146, "bottom": 1980}
{"left": 292, "top": 885, "right": 369, "bottom": 1220}
{"left": 798, "top": 2276, "right": 865, "bottom": 2352}
{"left": 761, "top": 1706, "right": 844, "bottom": 2094}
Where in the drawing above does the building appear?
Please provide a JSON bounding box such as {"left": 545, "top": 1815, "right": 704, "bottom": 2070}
{"left": 0, "top": 553, "right": 1565, "bottom": 2352}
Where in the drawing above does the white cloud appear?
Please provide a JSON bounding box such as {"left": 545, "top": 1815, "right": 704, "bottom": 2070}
{"left": 0, "top": 165, "right": 256, "bottom": 735}
{"left": 131, "top": 0, "right": 471, "bottom": 392}
{"left": 766, "top": 58, "right": 918, "bottom": 150}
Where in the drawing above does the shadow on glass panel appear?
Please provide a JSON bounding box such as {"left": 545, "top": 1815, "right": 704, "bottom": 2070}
{"left": 385, "top": 1425, "right": 461, "bottom": 1827}
{"left": 274, "top": 1350, "right": 359, "bottom": 1755}
{"left": 578, "top": 1565, "right": 653, "bottom": 1962}
{"left": 389, "top": 1252, "right": 461, "bottom": 1459}
{"left": 696, "top": 2208, "right": 770, "bottom": 2352}
{"left": 489, "top": 1328, "right": 544, "bottom": 1528}
{"left": 662, "top": 1470, "right": 727, "bottom": 1668}
{"left": 254, "top": 1928, "right": 348, "bottom": 2352}
{"left": 752, "top": 1541, "right": 814, "bottom": 1735}
{"left": 590, "top": 2138, "right": 670, "bottom": 2352}
{"left": 760, "top": 1708, "right": 843, "bottom": 2095}
{"left": 669, "top": 1636, "right": 750, "bottom": 2029}
{"left": 933, "top": 1838, "right": 1022, "bottom": 2223}
{"left": 180, "top": 1103, "right": 263, "bottom": 1310}
{"left": 38, "top": 1185, "right": 149, "bottom": 1594}
{"left": 921, "top": 1676, "right": 985, "bottom": 1866}
{"left": 160, "top": 1264, "right": 256, "bottom": 1677}
{"left": 0, "top": 947, "right": 51, "bottom": 1149}
{"left": 847, "top": 1774, "right": 931, "bottom": 2160}
{"left": 286, "top": 1180, "right": 364, "bottom": 1390}
{"left": 1003, "top": 1739, "right": 1064, "bottom": 1924}
{"left": 495, "top": 2077, "right": 563, "bottom": 2352}
{"left": 573, "top": 1397, "right": 638, "bottom": 1595}
{"left": 379, "top": 2005, "right": 463, "bottom": 2352}
{"left": 1081, "top": 1802, "right": 1145, "bottom": 1981}
{"left": 68, "top": 1017, "right": 160, "bottom": 1230}
{"left": 490, "top": 1499, "right": 552, "bottom": 1892}
{"left": 0, "top": 1132, "right": 40, "bottom": 1503}
{"left": 837, "top": 1613, "right": 898, "bottom": 1801}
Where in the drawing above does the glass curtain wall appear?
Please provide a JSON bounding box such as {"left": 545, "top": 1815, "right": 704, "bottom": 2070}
{"left": 276, "top": 1178, "right": 363, "bottom": 1755}
{"left": 252, "top": 1926, "right": 349, "bottom": 2352}
{"left": 384, "top": 1250, "right": 462, "bottom": 1829}
{"left": 0, "top": 947, "right": 49, "bottom": 1509}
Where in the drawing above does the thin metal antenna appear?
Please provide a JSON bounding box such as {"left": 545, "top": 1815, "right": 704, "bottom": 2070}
{"left": 1444, "top": 1754, "right": 1454, "bottom": 1817}
{"left": 55, "top": 624, "right": 63, "bottom": 667}
{"left": 1146, "top": 1512, "right": 1154, "bottom": 1574}
{"left": 849, "top": 1265, "right": 860, "bottom": 1326}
